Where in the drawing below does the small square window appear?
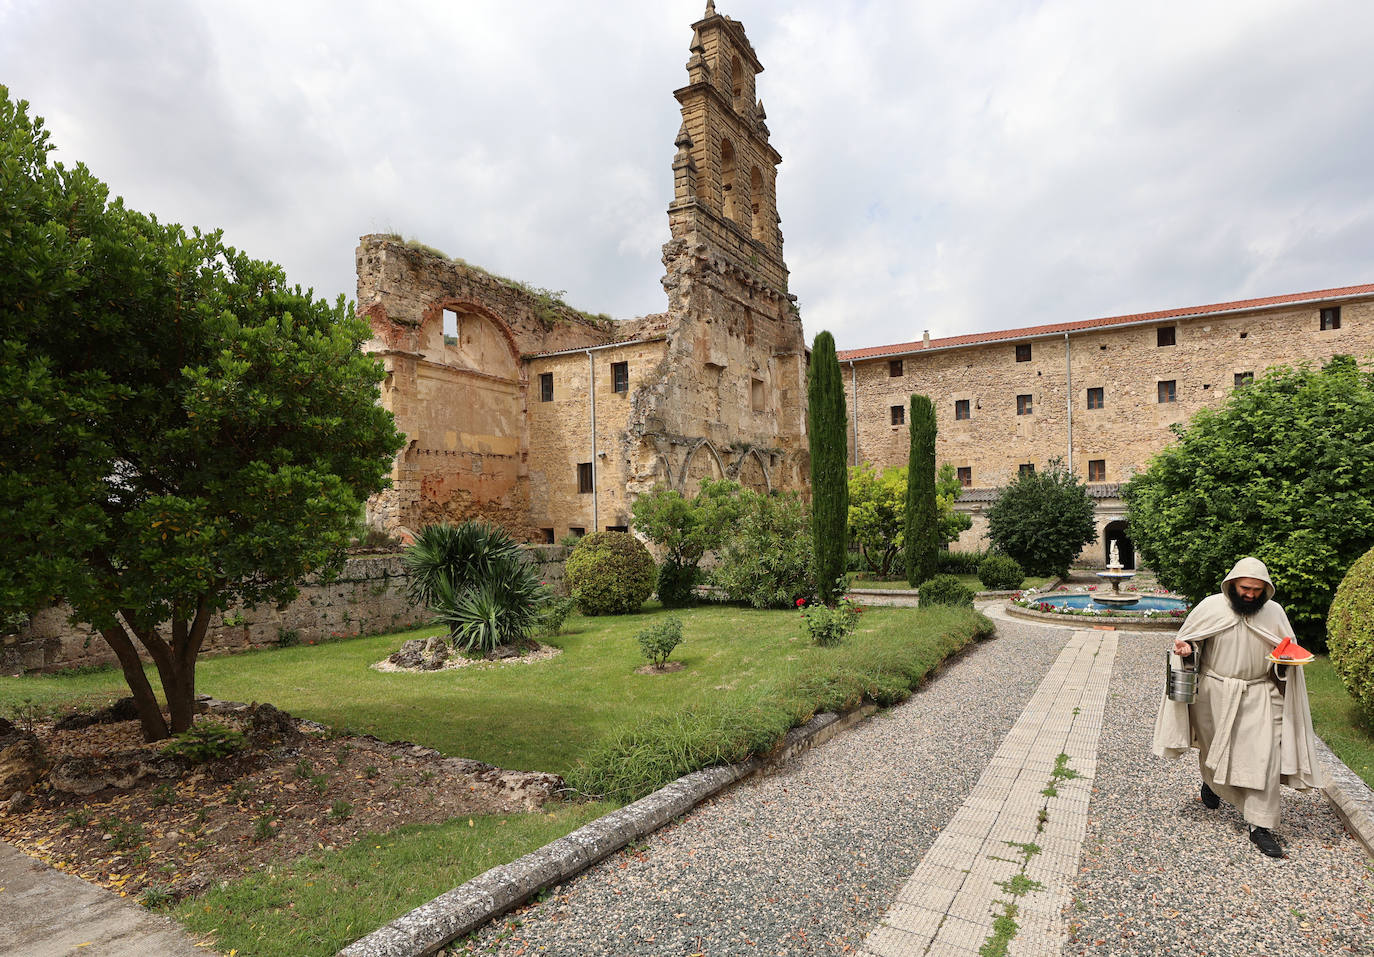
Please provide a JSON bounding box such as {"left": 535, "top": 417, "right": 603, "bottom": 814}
{"left": 1158, "top": 380, "right": 1177, "bottom": 403}
{"left": 954, "top": 399, "right": 971, "bottom": 420}
{"left": 1088, "top": 459, "right": 1106, "bottom": 482}
{"left": 568, "top": 526, "right": 585, "bottom": 538}
{"left": 611, "top": 361, "right": 629, "bottom": 394}
{"left": 1086, "top": 387, "right": 1104, "bottom": 410}
{"left": 1320, "top": 306, "right": 1341, "bottom": 331}
{"left": 1157, "top": 326, "right": 1176, "bottom": 347}
{"left": 1234, "top": 371, "right": 1253, "bottom": 388}
{"left": 577, "top": 462, "right": 594, "bottom": 494}
{"left": 890, "top": 405, "right": 905, "bottom": 426}
{"left": 889, "top": 359, "right": 904, "bottom": 377}
{"left": 539, "top": 372, "right": 554, "bottom": 402}
{"left": 1019, "top": 463, "right": 1035, "bottom": 477}
{"left": 541, "top": 527, "right": 555, "bottom": 544}
{"left": 1015, "top": 343, "right": 1032, "bottom": 362}
{"left": 956, "top": 466, "right": 972, "bottom": 488}
{"left": 1016, "top": 394, "right": 1033, "bottom": 415}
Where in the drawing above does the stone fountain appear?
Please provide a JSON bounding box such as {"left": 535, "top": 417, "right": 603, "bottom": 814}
{"left": 1095, "top": 541, "right": 1140, "bottom": 606}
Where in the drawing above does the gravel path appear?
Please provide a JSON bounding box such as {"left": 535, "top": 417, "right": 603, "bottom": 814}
{"left": 1066, "top": 627, "right": 1374, "bottom": 956}
{"left": 460, "top": 611, "right": 1071, "bottom": 956}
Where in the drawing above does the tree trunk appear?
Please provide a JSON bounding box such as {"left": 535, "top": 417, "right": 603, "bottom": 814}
{"left": 99, "top": 624, "right": 169, "bottom": 741}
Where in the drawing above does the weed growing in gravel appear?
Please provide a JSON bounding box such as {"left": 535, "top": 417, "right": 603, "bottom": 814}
{"left": 63, "top": 808, "right": 92, "bottom": 828}
{"left": 253, "top": 814, "right": 277, "bottom": 841}
{"left": 150, "top": 784, "right": 178, "bottom": 807}
{"left": 140, "top": 883, "right": 175, "bottom": 909}
{"left": 329, "top": 800, "right": 353, "bottom": 821}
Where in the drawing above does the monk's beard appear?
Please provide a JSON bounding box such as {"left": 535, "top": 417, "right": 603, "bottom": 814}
{"left": 1227, "top": 588, "right": 1268, "bottom": 616}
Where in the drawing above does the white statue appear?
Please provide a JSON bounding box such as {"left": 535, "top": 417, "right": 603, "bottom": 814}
{"left": 1109, "top": 541, "right": 1120, "bottom": 568}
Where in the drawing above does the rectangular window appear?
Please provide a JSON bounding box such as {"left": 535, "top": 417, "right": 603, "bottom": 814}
{"left": 890, "top": 404, "right": 905, "bottom": 426}
{"left": 751, "top": 377, "right": 766, "bottom": 413}
{"left": 1088, "top": 459, "right": 1106, "bottom": 482}
{"left": 605, "top": 525, "right": 628, "bottom": 533}
{"left": 539, "top": 372, "right": 553, "bottom": 402}
{"left": 1086, "top": 386, "right": 1104, "bottom": 410}
{"left": 957, "top": 466, "right": 972, "bottom": 488}
{"left": 541, "top": 528, "right": 555, "bottom": 544}
{"left": 1234, "top": 372, "right": 1253, "bottom": 388}
{"left": 954, "top": 398, "right": 971, "bottom": 420}
{"left": 889, "top": 359, "right": 904, "bottom": 377}
{"left": 577, "top": 462, "right": 593, "bottom": 494}
{"left": 1019, "top": 463, "right": 1035, "bottom": 477}
{"left": 611, "top": 361, "right": 629, "bottom": 394}
{"left": 1157, "top": 326, "right": 1176, "bottom": 347}
{"left": 568, "top": 526, "right": 585, "bottom": 538}
{"left": 1016, "top": 394, "right": 1033, "bottom": 415}
{"left": 1015, "top": 343, "right": 1032, "bottom": 362}
{"left": 1320, "top": 306, "right": 1341, "bottom": 330}
{"left": 1158, "top": 380, "right": 1177, "bottom": 403}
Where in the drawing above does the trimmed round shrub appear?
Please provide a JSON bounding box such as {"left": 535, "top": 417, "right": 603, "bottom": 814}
{"left": 1328, "top": 545, "right": 1374, "bottom": 721}
{"left": 566, "top": 531, "right": 656, "bottom": 616}
{"left": 978, "top": 554, "right": 1025, "bottom": 591}
{"left": 919, "top": 574, "right": 974, "bottom": 608}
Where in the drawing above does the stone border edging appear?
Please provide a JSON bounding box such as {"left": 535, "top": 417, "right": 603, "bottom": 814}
{"left": 336, "top": 704, "right": 877, "bottom": 957}
{"left": 1314, "top": 734, "right": 1374, "bottom": 860}
{"left": 1004, "top": 602, "right": 1183, "bottom": 630}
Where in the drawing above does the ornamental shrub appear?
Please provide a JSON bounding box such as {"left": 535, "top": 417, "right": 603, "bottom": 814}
{"left": 808, "top": 331, "right": 849, "bottom": 603}
{"left": 1328, "top": 545, "right": 1374, "bottom": 722}
{"left": 711, "top": 489, "right": 815, "bottom": 608}
{"left": 1126, "top": 356, "right": 1374, "bottom": 647}
{"left": 800, "top": 595, "right": 860, "bottom": 646}
{"left": 905, "top": 394, "right": 938, "bottom": 587}
{"left": 160, "top": 722, "right": 248, "bottom": 763}
{"left": 566, "top": 531, "right": 656, "bottom": 616}
{"left": 986, "top": 457, "right": 1097, "bottom": 577}
{"left": 978, "top": 554, "right": 1025, "bottom": 591}
{"left": 636, "top": 616, "right": 684, "bottom": 669}
{"left": 655, "top": 560, "right": 699, "bottom": 608}
{"left": 937, "top": 548, "right": 988, "bottom": 575}
{"left": 919, "top": 574, "right": 974, "bottom": 608}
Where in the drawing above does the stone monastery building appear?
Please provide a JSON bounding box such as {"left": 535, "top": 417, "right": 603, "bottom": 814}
{"left": 359, "top": 5, "right": 1374, "bottom": 567}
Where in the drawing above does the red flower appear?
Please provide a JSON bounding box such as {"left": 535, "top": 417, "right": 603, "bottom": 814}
{"left": 796, "top": 598, "right": 806, "bottom": 607}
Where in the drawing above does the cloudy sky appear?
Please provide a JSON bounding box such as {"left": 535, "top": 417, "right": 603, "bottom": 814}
{"left": 5, "top": 0, "right": 1374, "bottom": 349}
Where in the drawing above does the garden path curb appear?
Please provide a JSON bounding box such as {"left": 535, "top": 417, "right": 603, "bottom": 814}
{"left": 335, "top": 704, "right": 877, "bottom": 957}
{"left": 1314, "top": 734, "right": 1374, "bottom": 859}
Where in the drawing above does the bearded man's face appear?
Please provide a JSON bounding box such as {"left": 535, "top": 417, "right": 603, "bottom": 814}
{"left": 1227, "top": 576, "right": 1268, "bottom": 615}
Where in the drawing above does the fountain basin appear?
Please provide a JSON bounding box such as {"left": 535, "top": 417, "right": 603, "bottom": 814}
{"left": 1028, "top": 594, "right": 1187, "bottom": 613}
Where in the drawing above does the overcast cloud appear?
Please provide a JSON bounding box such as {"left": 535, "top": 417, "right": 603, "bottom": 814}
{"left": 4, "top": 0, "right": 1374, "bottom": 349}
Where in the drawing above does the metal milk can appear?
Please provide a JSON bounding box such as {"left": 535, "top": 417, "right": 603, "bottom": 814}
{"left": 1166, "top": 649, "right": 1199, "bottom": 703}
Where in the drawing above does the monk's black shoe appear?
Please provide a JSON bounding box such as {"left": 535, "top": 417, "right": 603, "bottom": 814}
{"left": 1200, "top": 782, "right": 1220, "bottom": 809}
{"left": 1248, "top": 826, "right": 1285, "bottom": 858}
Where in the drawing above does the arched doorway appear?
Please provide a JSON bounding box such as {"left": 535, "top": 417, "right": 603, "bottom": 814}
{"left": 1104, "top": 520, "right": 1135, "bottom": 569}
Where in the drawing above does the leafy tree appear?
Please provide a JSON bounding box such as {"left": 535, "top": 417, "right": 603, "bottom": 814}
{"left": 631, "top": 478, "right": 742, "bottom": 606}
{"left": 985, "top": 457, "right": 1097, "bottom": 577}
{"left": 0, "top": 90, "right": 404, "bottom": 740}
{"left": 905, "top": 394, "right": 938, "bottom": 586}
{"left": 1125, "top": 356, "right": 1374, "bottom": 646}
{"left": 848, "top": 463, "right": 906, "bottom": 576}
{"left": 807, "top": 331, "right": 849, "bottom": 602}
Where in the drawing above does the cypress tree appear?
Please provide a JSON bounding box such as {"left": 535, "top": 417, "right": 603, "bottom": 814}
{"left": 807, "top": 331, "right": 849, "bottom": 603}
{"left": 906, "top": 393, "right": 938, "bottom": 586}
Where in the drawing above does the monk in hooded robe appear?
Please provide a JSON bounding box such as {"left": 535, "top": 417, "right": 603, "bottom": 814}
{"left": 1152, "top": 557, "right": 1323, "bottom": 858}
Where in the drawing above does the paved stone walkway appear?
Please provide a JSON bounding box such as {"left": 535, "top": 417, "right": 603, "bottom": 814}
{"left": 859, "top": 630, "right": 1117, "bottom": 957}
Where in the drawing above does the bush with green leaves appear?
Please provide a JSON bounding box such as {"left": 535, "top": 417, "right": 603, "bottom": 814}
{"left": 565, "top": 531, "right": 656, "bottom": 616}
{"left": 919, "top": 574, "right": 975, "bottom": 608}
{"left": 978, "top": 554, "right": 1025, "bottom": 591}
{"left": 986, "top": 457, "right": 1097, "bottom": 577}
{"left": 800, "top": 595, "right": 860, "bottom": 646}
{"left": 636, "top": 616, "right": 684, "bottom": 669}
{"left": 906, "top": 394, "right": 938, "bottom": 587}
{"left": 632, "top": 479, "right": 743, "bottom": 607}
{"left": 405, "top": 521, "right": 547, "bottom": 653}
{"left": 1126, "top": 356, "right": 1374, "bottom": 647}
{"left": 160, "top": 721, "right": 248, "bottom": 763}
{"left": 937, "top": 548, "right": 988, "bottom": 575}
{"left": 711, "top": 489, "right": 815, "bottom": 608}
{"left": 808, "top": 331, "right": 849, "bottom": 603}
{"left": 535, "top": 595, "right": 577, "bottom": 637}
{"left": 1327, "top": 544, "right": 1374, "bottom": 721}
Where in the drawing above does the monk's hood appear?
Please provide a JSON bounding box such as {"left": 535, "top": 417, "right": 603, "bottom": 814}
{"left": 1222, "top": 556, "right": 1276, "bottom": 602}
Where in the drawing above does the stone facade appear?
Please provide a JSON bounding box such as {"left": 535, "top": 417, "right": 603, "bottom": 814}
{"left": 838, "top": 289, "right": 1374, "bottom": 565}
{"left": 360, "top": 7, "right": 806, "bottom": 543}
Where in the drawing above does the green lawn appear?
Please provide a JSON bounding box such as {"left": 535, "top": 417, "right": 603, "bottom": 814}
{"left": 1306, "top": 656, "right": 1374, "bottom": 789}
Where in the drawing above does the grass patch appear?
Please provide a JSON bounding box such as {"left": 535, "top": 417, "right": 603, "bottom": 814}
{"left": 175, "top": 802, "right": 611, "bottom": 957}
{"left": 1306, "top": 655, "right": 1374, "bottom": 788}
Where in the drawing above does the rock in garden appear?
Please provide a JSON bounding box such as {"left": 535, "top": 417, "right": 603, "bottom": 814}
{"left": 388, "top": 638, "right": 426, "bottom": 669}
{"left": 0, "top": 729, "right": 45, "bottom": 797}
{"left": 48, "top": 749, "right": 183, "bottom": 795}
{"left": 420, "top": 635, "right": 450, "bottom": 670}
{"left": 245, "top": 702, "right": 304, "bottom": 746}
{"left": 3, "top": 790, "right": 33, "bottom": 814}
{"left": 52, "top": 696, "right": 140, "bottom": 731}
{"left": 0, "top": 716, "right": 14, "bottom": 736}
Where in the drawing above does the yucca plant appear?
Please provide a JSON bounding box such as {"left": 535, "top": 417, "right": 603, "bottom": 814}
{"left": 403, "top": 521, "right": 525, "bottom": 607}
{"left": 431, "top": 557, "right": 546, "bottom": 654}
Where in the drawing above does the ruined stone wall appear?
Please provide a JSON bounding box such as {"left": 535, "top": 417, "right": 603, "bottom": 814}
{"left": 849, "top": 297, "right": 1374, "bottom": 489}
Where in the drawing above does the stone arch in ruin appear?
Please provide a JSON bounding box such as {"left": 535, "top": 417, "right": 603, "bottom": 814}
{"left": 734, "top": 447, "right": 771, "bottom": 494}
{"left": 677, "top": 439, "right": 727, "bottom": 492}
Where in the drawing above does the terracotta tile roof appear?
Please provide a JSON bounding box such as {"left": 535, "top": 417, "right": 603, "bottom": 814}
{"left": 836, "top": 282, "right": 1374, "bottom": 362}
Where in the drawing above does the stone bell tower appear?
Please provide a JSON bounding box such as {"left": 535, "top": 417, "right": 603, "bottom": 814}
{"left": 638, "top": 3, "right": 808, "bottom": 495}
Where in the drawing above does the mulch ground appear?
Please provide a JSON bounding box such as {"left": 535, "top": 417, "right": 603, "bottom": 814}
{"left": 0, "top": 705, "right": 558, "bottom": 904}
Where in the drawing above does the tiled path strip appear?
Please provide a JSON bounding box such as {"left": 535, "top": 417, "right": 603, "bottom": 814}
{"left": 861, "top": 629, "right": 1118, "bottom": 957}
